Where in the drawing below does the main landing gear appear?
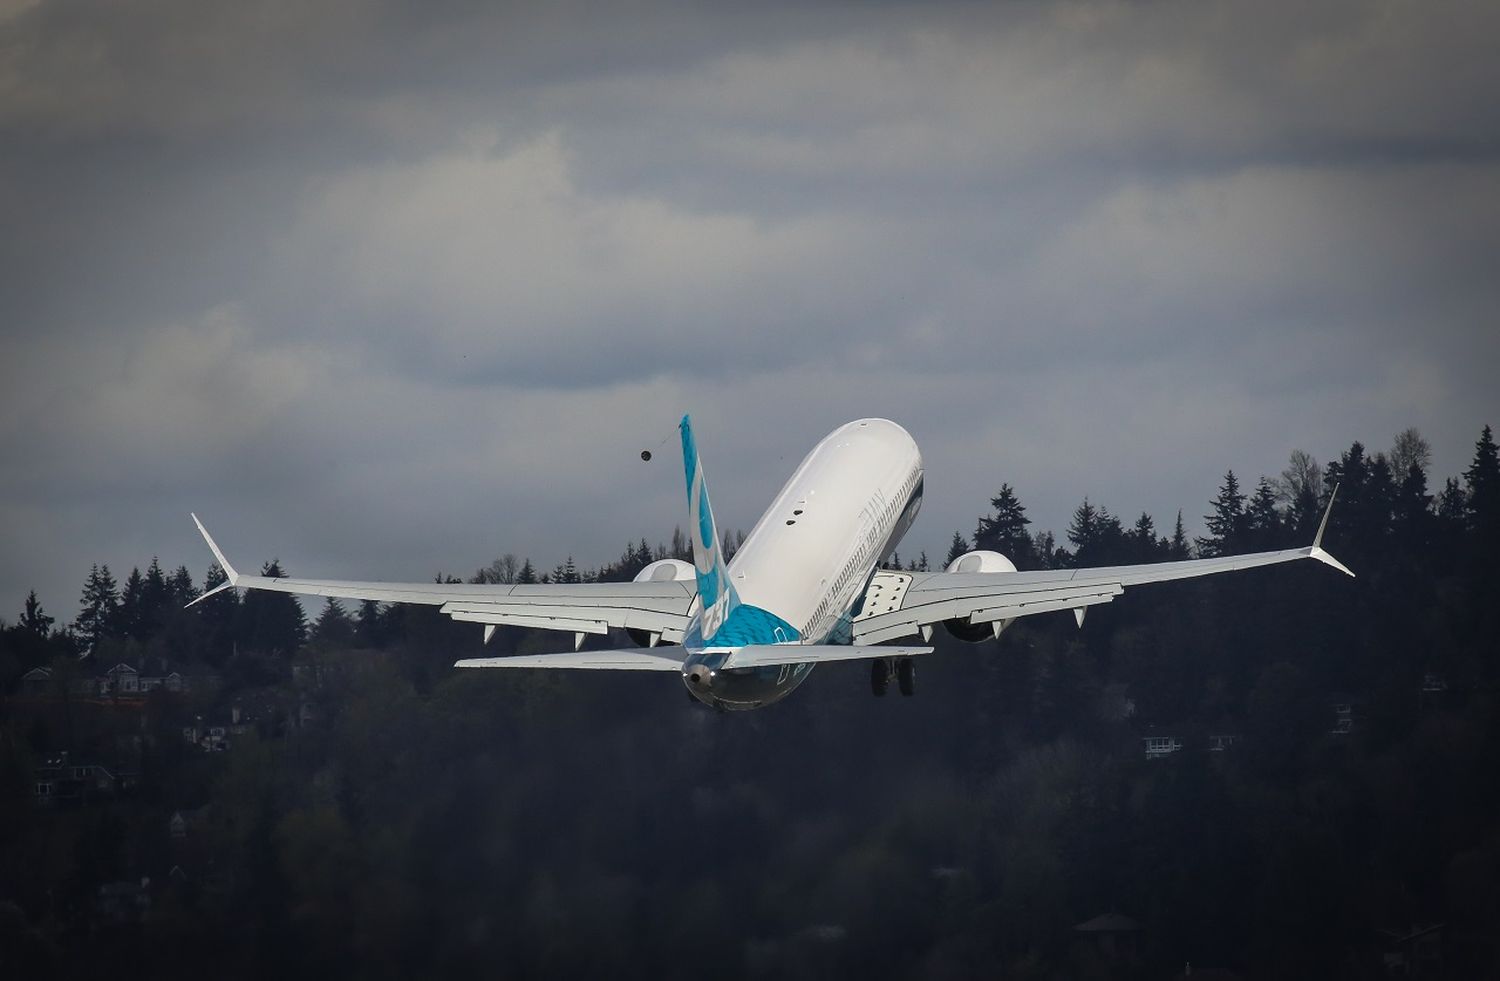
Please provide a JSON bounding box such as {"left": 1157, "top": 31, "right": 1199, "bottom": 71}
{"left": 870, "top": 657, "right": 916, "bottom": 698}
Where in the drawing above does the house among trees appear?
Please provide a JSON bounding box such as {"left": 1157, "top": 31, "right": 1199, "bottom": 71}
{"left": 181, "top": 689, "right": 312, "bottom": 752}
{"left": 169, "top": 806, "right": 212, "bottom": 840}
{"left": 1207, "top": 732, "right": 1239, "bottom": 753}
{"left": 1071, "top": 911, "right": 1143, "bottom": 963}
{"left": 15, "top": 661, "right": 198, "bottom": 700}
{"left": 100, "top": 662, "right": 188, "bottom": 696}
{"left": 1142, "top": 732, "right": 1237, "bottom": 757}
{"left": 1329, "top": 693, "right": 1362, "bottom": 735}
{"left": 182, "top": 721, "right": 230, "bottom": 752}
{"left": 94, "top": 878, "right": 151, "bottom": 925}
{"left": 1142, "top": 734, "right": 1184, "bottom": 759}
{"left": 33, "top": 752, "right": 136, "bottom": 805}
{"left": 103, "top": 662, "right": 139, "bottom": 694}
{"left": 1419, "top": 673, "right": 1449, "bottom": 711}
{"left": 1380, "top": 923, "right": 1444, "bottom": 978}
{"left": 19, "top": 665, "right": 52, "bottom": 696}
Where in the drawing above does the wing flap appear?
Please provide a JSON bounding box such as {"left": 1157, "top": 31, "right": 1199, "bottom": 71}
{"left": 441, "top": 601, "right": 690, "bottom": 643}
{"left": 853, "top": 580, "right": 1124, "bottom": 644}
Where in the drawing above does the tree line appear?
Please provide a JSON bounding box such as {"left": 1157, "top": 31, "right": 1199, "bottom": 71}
{"left": 0, "top": 423, "right": 1497, "bottom": 979}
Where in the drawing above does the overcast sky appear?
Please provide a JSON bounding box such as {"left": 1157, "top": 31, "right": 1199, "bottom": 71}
{"left": 3, "top": 0, "right": 1498, "bottom": 622}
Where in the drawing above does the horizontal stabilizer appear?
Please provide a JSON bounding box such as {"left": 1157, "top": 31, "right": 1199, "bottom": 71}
{"left": 454, "top": 649, "right": 686, "bottom": 671}
{"left": 719, "top": 644, "right": 932, "bottom": 669}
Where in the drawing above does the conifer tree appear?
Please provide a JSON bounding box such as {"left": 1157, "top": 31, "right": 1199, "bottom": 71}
{"left": 118, "top": 566, "right": 146, "bottom": 641}
{"left": 1369, "top": 453, "right": 1397, "bottom": 536}
{"left": 74, "top": 564, "right": 120, "bottom": 652}
{"left": 974, "top": 484, "right": 1035, "bottom": 567}
{"left": 1068, "top": 499, "right": 1099, "bottom": 550}
{"left": 198, "top": 563, "right": 238, "bottom": 664}
{"left": 1169, "top": 510, "right": 1191, "bottom": 559}
{"left": 311, "top": 598, "right": 355, "bottom": 648}
{"left": 20, "top": 590, "right": 52, "bottom": 637}
{"left": 1067, "top": 499, "right": 1123, "bottom": 565}
{"left": 239, "top": 559, "right": 305, "bottom": 656}
{"left": 1437, "top": 477, "right": 1467, "bottom": 523}
{"left": 167, "top": 565, "right": 198, "bottom": 608}
{"left": 1098, "top": 507, "right": 1125, "bottom": 562}
{"left": 553, "top": 557, "right": 580, "bottom": 584}
{"left": 355, "top": 600, "right": 387, "bottom": 649}
{"left": 1325, "top": 441, "right": 1393, "bottom": 552}
{"left": 1392, "top": 460, "right": 1434, "bottom": 555}
{"left": 1032, "top": 530, "right": 1059, "bottom": 568}
{"left": 1130, "top": 512, "right": 1159, "bottom": 561}
{"left": 1245, "top": 478, "right": 1282, "bottom": 549}
{"left": 1464, "top": 424, "right": 1499, "bottom": 539}
{"left": 943, "top": 531, "right": 969, "bottom": 568}
{"left": 1198, "top": 471, "right": 1247, "bottom": 557}
{"left": 516, "top": 559, "right": 538, "bottom": 584}
{"left": 141, "top": 557, "right": 169, "bottom": 638}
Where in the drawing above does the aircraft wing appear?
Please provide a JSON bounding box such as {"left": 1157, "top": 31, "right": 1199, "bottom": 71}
{"left": 852, "top": 544, "right": 1351, "bottom": 644}
{"left": 189, "top": 515, "right": 697, "bottom": 646}
{"left": 852, "top": 491, "right": 1354, "bottom": 646}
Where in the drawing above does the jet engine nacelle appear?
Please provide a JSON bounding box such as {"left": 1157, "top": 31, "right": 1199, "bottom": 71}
{"left": 626, "top": 559, "right": 695, "bottom": 647}
{"left": 942, "top": 550, "right": 1017, "bottom": 642}
{"left": 633, "top": 559, "right": 696, "bottom": 583}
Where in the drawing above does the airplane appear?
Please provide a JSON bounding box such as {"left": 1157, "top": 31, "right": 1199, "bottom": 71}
{"left": 190, "top": 416, "right": 1353, "bottom": 711}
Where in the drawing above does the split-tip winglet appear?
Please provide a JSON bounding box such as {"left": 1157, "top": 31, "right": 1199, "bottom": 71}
{"left": 190, "top": 513, "right": 240, "bottom": 585}
{"left": 1307, "top": 484, "right": 1355, "bottom": 577}
{"left": 1313, "top": 483, "right": 1339, "bottom": 549}
{"left": 1308, "top": 545, "right": 1355, "bottom": 578}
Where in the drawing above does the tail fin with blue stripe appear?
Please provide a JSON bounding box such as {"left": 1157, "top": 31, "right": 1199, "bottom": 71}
{"left": 680, "top": 415, "right": 740, "bottom": 642}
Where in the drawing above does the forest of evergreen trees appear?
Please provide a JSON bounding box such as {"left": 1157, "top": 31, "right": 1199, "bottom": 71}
{"left": 1, "top": 424, "right": 1497, "bottom": 979}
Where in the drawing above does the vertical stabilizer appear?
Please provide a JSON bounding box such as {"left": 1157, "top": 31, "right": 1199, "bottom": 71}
{"left": 680, "top": 415, "right": 740, "bottom": 642}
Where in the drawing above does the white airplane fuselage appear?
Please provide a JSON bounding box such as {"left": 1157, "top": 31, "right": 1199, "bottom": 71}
{"left": 681, "top": 419, "right": 924, "bottom": 710}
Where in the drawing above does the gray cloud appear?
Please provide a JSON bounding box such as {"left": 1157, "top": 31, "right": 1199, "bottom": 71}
{"left": 3, "top": 0, "right": 1498, "bottom": 621}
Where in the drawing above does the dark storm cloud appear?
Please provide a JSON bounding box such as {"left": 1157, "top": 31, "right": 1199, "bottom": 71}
{"left": 2, "top": 0, "right": 1498, "bottom": 620}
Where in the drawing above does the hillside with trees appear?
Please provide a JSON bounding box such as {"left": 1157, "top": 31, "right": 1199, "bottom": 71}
{"left": 1, "top": 425, "right": 1496, "bottom": 979}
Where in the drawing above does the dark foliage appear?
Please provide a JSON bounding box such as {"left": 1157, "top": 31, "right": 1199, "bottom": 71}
{"left": 1, "top": 424, "right": 1497, "bottom": 979}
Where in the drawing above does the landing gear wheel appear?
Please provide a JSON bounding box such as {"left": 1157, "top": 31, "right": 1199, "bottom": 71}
{"left": 870, "top": 658, "right": 890, "bottom": 697}
{"left": 896, "top": 657, "right": 916, "bottom": 697}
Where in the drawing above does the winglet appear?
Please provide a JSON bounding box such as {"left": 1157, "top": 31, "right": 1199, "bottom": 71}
{"left": 1307, "top": 484, "right": 1355, "bottom": 577}
{"left": 1308, "top": 546, "right": 1355, "bottom": 578}
{"left": 1313, "top": 483, "right": 1339, "bottom": 549}
{"left": 190, "top": 513, "right": 240, "bottom": 584}
{"left": 185, "top": 580, "right": 235, "bottom": 609}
